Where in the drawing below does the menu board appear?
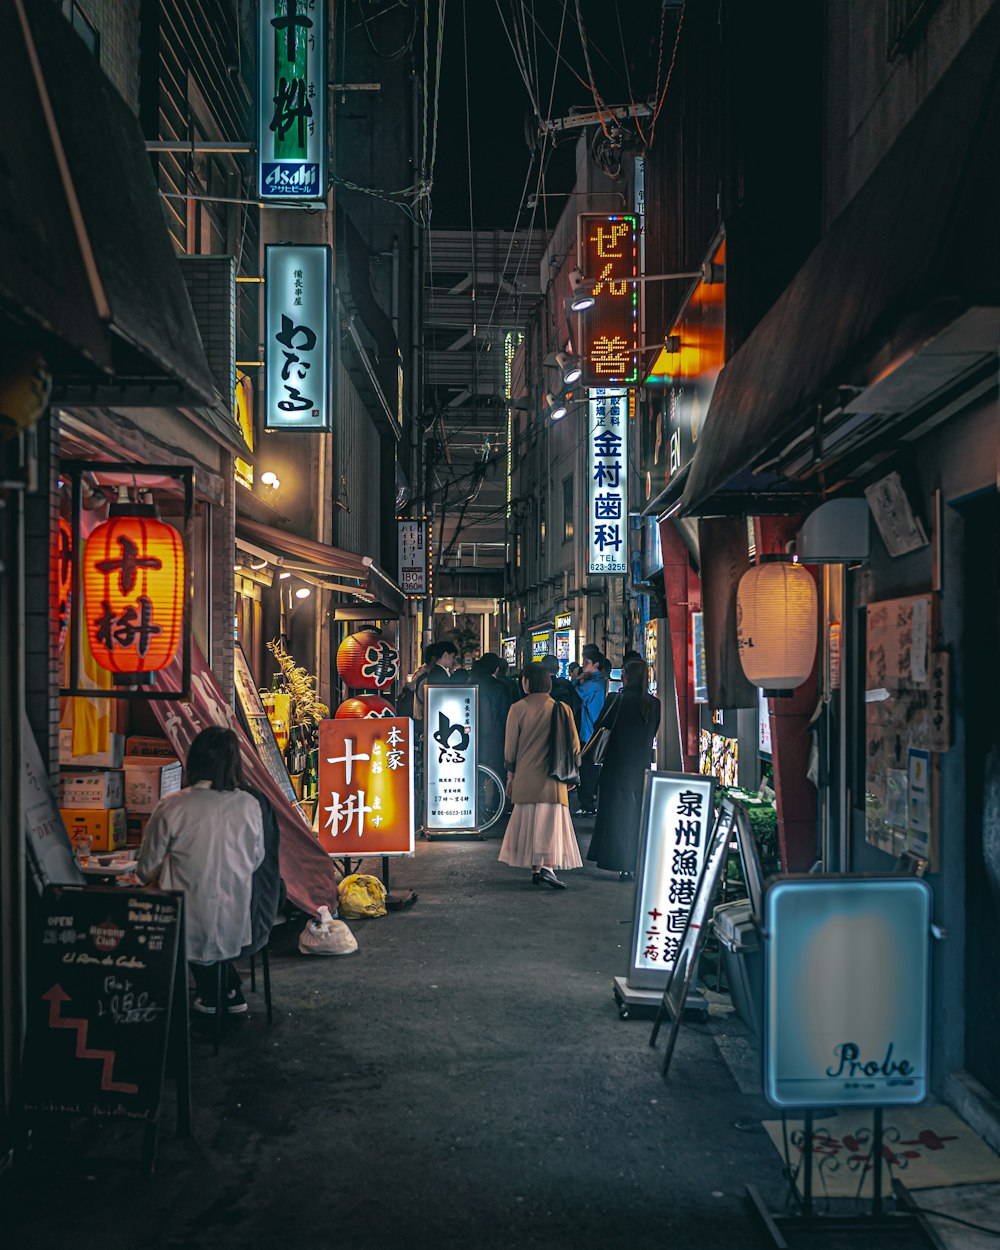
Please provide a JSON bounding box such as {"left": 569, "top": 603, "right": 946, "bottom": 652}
{"left": 21, "top": 886, "right": 184, "bottom": 1121}
{"left": 233, "top": 643, "right": 299, "bottom": 806}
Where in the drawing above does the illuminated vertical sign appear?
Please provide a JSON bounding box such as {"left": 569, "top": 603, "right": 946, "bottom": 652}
{"left": 397, "top": 517, "right": 430, "bottom": 597}
{"left": 424, "top": 684, "right": 478, "bottom": 832}
{"left": 576, "top": 213, "right": 639, "bottom": 386}
{"left": 259, "top": 0, "right": 327, "bottom": 202}
{"left": 501, "top": 637, "right": 517, "bottom": 669}
{"left": 587, "top": 388, "right": 628, "bottom": 574}
{"left": 318, "top": 718, "right": 414, "bottom": 856}
{"left": 629, "top": 772, "right": 716, "bottom": 988}
{"left": 264, "top": 244, "right": 330, "bottom": 431}
{"left": 764, "top": 877, "right": 931, "bottom": 1108}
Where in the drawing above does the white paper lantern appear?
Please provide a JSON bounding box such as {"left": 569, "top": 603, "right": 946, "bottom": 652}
{"left": 736, "top": 560, "right": 817, "bottom": 690}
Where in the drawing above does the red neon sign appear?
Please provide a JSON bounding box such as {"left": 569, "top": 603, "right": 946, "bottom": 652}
{"left": 576, "top": 213, "right": 639, "bottom": 387}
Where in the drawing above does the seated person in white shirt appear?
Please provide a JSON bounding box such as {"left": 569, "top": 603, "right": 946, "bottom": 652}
{"left": 137, "top": 727, "right": 264, "bottom": 1018}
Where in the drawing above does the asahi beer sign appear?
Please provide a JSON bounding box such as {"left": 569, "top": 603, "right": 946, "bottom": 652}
{"left": 764, "top": 877, "right": 931, "bottom": 1108}
{"left": 265, "top": 245, "right": 330, "bottom": 431}
{"left": 397, "top": 517, "right": 430, "bottom": 597}
{"left": 630, "top": 772, "right": 716, "bottom": 989}
{"left": 587, "top": 388, "right": 628, "bottom": 575}
{"left": 259, "top": 0, "right": 326, "bottom": 201}
{"left": 424, "top": 684, "right": 478, "bottom": 832}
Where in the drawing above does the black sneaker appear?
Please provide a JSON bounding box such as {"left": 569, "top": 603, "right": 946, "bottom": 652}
{"left": 226, "top": 988, "right": 249, "bottom": 1015}
{"left": 191, "top": 996, "right": 216, "bottom": 1016}
{"left": 539, "top": 867, "right": 567, "bottom": 890}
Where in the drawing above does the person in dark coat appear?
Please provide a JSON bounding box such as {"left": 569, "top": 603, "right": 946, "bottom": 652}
{"left": 469, "top": 653, "right": 511, "bottom": 779}
{"left": 539, "top": 654, "right": 582, "bottom": 732}
{"left": 586, "top": 659, "right": 661, "bottom": 879}
{"left": 241, "top": 785, "right": 285, "bottom": 958}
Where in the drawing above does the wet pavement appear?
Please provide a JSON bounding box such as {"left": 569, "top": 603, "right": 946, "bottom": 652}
{"left": 5, "top": 817, "right": 992, "bottom": 1248}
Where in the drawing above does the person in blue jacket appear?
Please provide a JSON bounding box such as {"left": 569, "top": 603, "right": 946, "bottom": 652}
{"left": 575, "top": 644, "right": 606, "bottom": 815}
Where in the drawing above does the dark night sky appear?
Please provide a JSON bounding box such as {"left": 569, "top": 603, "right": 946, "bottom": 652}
{"left": 429, "top": 1, "right": 676, "bottom": 230}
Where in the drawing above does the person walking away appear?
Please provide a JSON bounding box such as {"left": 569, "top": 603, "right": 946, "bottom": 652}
{"left": 496, "top": 656, "right": 521, "bottom": 704}
{"left": 539, "top": 653, "right": 582, "bottom": 733}
{"left": 136, "top": 727, "right": 264, "bottom": 1017}
{"left": 498, "top": 664, "right": 582, "bottom": 889}
{"left": 469, "top": 652, "right": 511, "bottom": 780}
{"left": 576, "top": 645, "right": 607, "bottom": 815}
{"left": 587, "top": 659, "right": 661, "bottom": 880}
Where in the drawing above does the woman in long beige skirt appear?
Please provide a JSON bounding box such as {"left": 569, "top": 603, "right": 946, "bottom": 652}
{"left": 498, "top": 663, "right": 582, "bottom": 889}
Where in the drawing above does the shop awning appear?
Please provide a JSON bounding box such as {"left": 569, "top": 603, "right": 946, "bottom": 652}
{"left": 235, "top": 517, "right": 405, "bottom": 616}
{"left": 12, "top": 0, "right": 217, "bottom": 408}
{"left": 681, "top": 7, "right": 1000, "bottom": 516}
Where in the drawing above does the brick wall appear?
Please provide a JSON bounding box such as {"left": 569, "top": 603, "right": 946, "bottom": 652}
{"left": 23, "top": 410, "right": 61, "bottom": 777}
{"left": 72, "top": 0, "right": 141, "bottom": 115}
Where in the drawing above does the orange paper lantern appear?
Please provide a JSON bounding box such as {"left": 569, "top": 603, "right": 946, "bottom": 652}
{"left": 336, "top": 695, "right": 396, "bottom": 719}
{"left": 83, "top": 508, "right": 185, "bottom": 677}
{"left": 336, "top": 629, "right": 399, "bottom": 690}
{"left": 55, "top": 516, "right": 72, "bottom": 653}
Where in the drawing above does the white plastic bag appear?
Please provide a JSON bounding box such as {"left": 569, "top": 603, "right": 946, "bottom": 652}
{"left": 298, "top": 905, "right": 358, "bottom": 956}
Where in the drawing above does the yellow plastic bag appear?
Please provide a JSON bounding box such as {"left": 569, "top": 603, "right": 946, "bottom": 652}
{"left": 337, "top": 873, "right": 387, "bottom": 919}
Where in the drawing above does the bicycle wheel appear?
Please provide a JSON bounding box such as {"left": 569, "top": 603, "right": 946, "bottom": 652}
{"left": 476, "top": 764, "right": 506, "bottom": 832}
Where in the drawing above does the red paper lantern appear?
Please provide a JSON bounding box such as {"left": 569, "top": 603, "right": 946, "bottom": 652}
{"left": 55, "top": 517, "right": 72, "bottom": 653}
{"left": 83, "top": 507, "right": 185, "bottom": 677}
{"left": 336, "top": 695, "right": 396, "bottom": 719}
{"left": 336, "top": 629, "right": 399, "bottom": 690}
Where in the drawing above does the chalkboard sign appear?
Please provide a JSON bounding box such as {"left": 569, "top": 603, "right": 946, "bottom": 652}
{"left": 22, "top": 885, "right": 185, "bottom": 1123}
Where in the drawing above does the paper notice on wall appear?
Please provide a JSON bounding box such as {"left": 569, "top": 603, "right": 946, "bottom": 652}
{"left": 865, "top": 471, "right": 928, "bottom": 557}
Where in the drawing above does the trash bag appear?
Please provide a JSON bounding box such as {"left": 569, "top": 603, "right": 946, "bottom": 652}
{"left": 298, "top": 905, "right": 358, "bottom": 956}
{"left": 337, "top": 873, "right": 388, "bottom": 919}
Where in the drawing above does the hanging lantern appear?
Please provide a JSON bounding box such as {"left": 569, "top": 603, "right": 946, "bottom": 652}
{"left": 336, "top": 694, "right": 396, "bottom": 719}
{"left": 336, "top": 629, "right": 399, "bottom": 690}
{"left": 82, "top": 501, "right": 185, "bottom": 680}
{"left": 55, "top": 517, "right": 73, "bottom": 654}
{"left": 736, "top": 558, "right": 817, "bottom": 691}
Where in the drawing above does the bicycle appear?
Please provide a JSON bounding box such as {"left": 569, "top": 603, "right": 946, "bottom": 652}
{"left": 413, "top": 749, "right": 506, "bottom": 835}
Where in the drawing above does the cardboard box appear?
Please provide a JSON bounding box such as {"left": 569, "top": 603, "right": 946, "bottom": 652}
{"left": 59, "top": 769, "right": 124, "bottom": 809}
{"left": 125, "top": 812, "right": 150, "bottom": 848}
{"left": 123, "top": 758, "right": 182, "bottom": 812}
{"left": 125, "top": 736, "right": 176, "bottom": 758}
{"left": 59, "top": 730, "right": 125, "bottom": 769}
{"left": 60, "top": 807, "right": 127, "bottom": 852}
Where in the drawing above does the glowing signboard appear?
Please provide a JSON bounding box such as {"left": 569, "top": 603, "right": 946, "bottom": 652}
{"left": 265, "top": 244, "right": 331, "bottom": 431}
{"left": 764, "top": 876, "right": 931, "bottom": 1108}
{"left": 629, "top": 772, "right": 716, "bottom": 989}
{"left": 317, "top": 717, "right": 415, "bottom": 856}
{"left": 531, "top": 630, "right": 551, "bottom": 659}
{"left": 587, "top": 388, "right": 628, "bottom": 574}
{"left": 397, "top": 517, "right": 430, "bottom": 598}
{"left": 554, "top": 629, "right": 575, "bottom": 679}
{"left": 501, "top": 637, "right": 517, "bottom": 669}
{"left": 576, "top": 213, "right": 639, "bottom": 387}
{"left": 424, "top": 684, "right": 478, "bottom": 832}
{"left": 258, "top": 0, "right": 327, "bottom": 202}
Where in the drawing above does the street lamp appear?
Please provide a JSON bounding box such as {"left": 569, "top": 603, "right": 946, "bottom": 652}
{"left": 569, "top": 266, "right": 714, "bottom": 313}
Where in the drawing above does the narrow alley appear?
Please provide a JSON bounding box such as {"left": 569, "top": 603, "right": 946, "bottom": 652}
{"left": 10, "top": 822, "right": 789, "bottom": 1250}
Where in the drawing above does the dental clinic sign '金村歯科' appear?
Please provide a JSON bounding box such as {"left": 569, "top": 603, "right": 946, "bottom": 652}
{"left": 764, "top": 876, "right": 931, "bottom": 1109}
{"left": 587, "top": 388, "right": 628, "bottom": 575}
